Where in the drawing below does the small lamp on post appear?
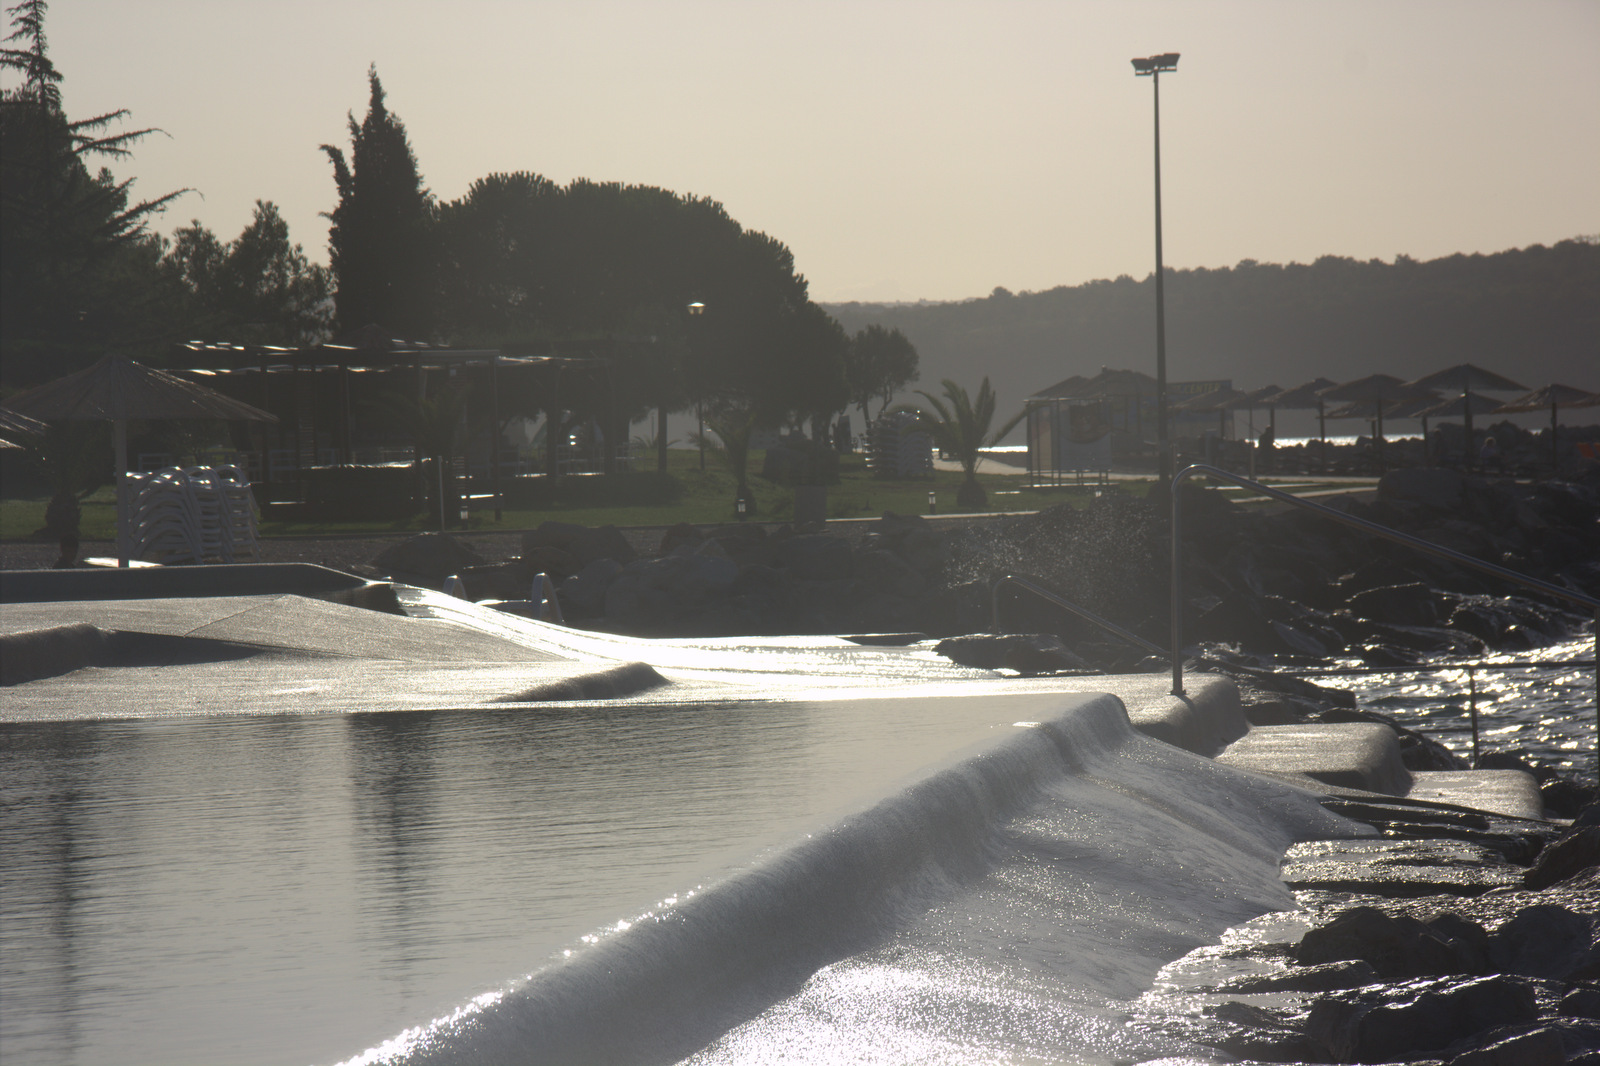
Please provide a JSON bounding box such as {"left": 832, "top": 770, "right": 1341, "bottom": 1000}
{"left": 1132, "top": 51, "right": 1179, "bottom": 487}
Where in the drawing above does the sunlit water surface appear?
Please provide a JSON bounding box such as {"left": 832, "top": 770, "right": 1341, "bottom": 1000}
{"left": 1340, "top": 632, "right": 1597, "bottom": 786}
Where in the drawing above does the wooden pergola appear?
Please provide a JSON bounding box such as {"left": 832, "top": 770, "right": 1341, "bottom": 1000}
{"left": 175, "top": 327, "right": 626, "bottom": 519}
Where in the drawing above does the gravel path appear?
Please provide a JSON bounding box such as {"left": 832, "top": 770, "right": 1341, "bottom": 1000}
{"left": 0, "top": 516, "right": 969, "bottom": 579}
{"left": 3, "top": 530, "right": 560, "bottom": 577}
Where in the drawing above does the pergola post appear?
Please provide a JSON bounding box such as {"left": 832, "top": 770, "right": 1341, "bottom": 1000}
{"left": 490, "top": 356, "right": 503, "bottom": 521}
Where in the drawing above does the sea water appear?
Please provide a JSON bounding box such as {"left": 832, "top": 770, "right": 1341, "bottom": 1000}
{"left": 1343, "top": 631, "right": 1598, "bottom": 786}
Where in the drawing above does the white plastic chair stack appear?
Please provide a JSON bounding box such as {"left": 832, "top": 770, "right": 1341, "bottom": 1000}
{"left": 127, "top": 469, "right": 205, "bottom": 564}
{"left": 211, "top": 465, "right": 260, "bottom": 562}
{"left": 180, "top": 467, "right": 229, "bottom": 562}
{"left": 125, "top": 465, "right": 261, "bottom": 564}
{"left": 866, "top": 413, "right": 934, "bottom": 479}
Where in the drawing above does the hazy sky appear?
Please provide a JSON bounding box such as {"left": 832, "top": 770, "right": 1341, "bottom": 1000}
{"left": 18, "top": 0, "right": 1600, "bottom": 303}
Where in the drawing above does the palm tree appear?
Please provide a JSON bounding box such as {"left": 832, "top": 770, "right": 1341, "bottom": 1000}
{"left": 906, "top": 377, "right": 1023, "bottom": 511}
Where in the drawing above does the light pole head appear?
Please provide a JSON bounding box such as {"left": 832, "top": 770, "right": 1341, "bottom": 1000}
{"left": 1132, "top": 53, "right": 1180, "bottom": 76}
{"left": 687, "top": 301, "right": 705, "bottom": 316}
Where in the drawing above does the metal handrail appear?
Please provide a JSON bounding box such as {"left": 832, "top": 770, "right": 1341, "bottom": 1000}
{"left": 1170, "top": 463, "right": 1600, "bottom": 775}
{"left": 992, "top": 574, "right": 1165, "bottom": 657}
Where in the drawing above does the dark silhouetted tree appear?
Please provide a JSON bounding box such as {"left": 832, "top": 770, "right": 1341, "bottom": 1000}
{"left": 321, "top": 66, "right": 435, "bottom": 337}
{"left": 161, "top": 201, "right": 332, "bottom": 346}
{"left": 845, "top": 323, "right": 919, "bottom": 422}
{"left": 1, "top": 0, "right": 186, "bottom": 384}
{"left": 435, "top": 175, "right": 847, "bottom": 440}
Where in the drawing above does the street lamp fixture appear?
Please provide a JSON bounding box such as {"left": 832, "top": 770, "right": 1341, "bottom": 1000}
{"left": 1131, "top": 53, "right": 1179, "bottom": 75}
{"left": 1132, "top": 51, "right": 1179, "bottom": 485}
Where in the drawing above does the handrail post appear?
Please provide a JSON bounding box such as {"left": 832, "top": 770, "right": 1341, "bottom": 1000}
{"left": 1468, "top": 667, "right": 1480, "bottom": 769}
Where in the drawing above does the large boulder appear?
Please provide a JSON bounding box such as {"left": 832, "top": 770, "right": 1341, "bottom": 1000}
{"left": 1295, "top": 905, "right": 1484, "bottom": 978}
{"left": 1379, "top": 467, "right": 1467, "bottom": 510}
{"left": 1488, "top": 904, "right": 1600, "bottom": 980}
{"left": 658, "top": 522, "right": 704, "bottom": 556}
{"left": 521, "top": 521, "right": 636, "bottom": 566}
{"left": 1335, "top": 556, "right": 1432, "bottom": 598}
{"left": 1446, "top": 1025, "right": 1570, "bottom": 1066}
{"left": 602, "top": 552, "right": 740, "bottom": 631}
{"left": 1523, "top": 826, "right": 1600, "bottom": 890}
{"left": 709, "top": 524, "right": 779, "bottom": 568}
{"left": 775, "top": 534, "right": 854, "bottom": 581}
{"left": 558, "top": 558, "right": 624, "bottom": 619}
{"left": 934, "top": 633, "right": 1094, "bottom": 674}
{"left": 870, "top": 512, "right": 949, "bottom": 573}
{"left": 452, "top": 559, "right": 535, "bottom": 602}
{"left": 372, "top": 532, "right": 485, "bottom": 583}
{"left": 1346, "top": 582, "right": 1446, "bottom": 627}
{"left": 858, "top": 548, "right": 927, "bottom": 599}
{"left": 1305, "top": 974, "right": 1539, "bottom": 1063}
{"left": 727, "top": 565, "right": 799, "bottom": 629}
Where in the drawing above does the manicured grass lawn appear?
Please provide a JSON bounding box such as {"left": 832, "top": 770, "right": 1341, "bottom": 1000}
{"left": 0, "top": 451, "right": 1380, "bottom": 542}
{"left": 0, "top": 450, "right": 1383, "bottom": 542}
{"left": 0, "top": 451, "right": 1133, "bottom": 541}
{"left": 0, "top": 485, "right": 120, "bottom": 541}
{"left": 262, "top": 451, "right": 1130, "bottom": 535}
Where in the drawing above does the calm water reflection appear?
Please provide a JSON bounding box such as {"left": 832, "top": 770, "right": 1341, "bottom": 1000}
{"left": 1, "top": 694, "right": 1042, "bottom": 1066}
{"left": 1, "top": 704, "right": 807, "bottom": 1065}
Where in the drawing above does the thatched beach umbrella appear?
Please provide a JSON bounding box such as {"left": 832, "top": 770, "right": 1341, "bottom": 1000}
{"left": 2, "top": 352, "right": 278, "bottom": 566}
{"left": 1172, "top": 386, "right": 1248, "bottom": 439}
{"left": 1406, "top": 364, "right": 1527, "bottom": 470}
{"left": 0, "top": 406, "right": 47, "bottom": 449}
{"left": 1406, "top": 392, "right": 1505, "bottom": 465}
{"left": 1223, "top": 384, "right": 1284, "bottom": 440}
{"left": 1319, "top": 375, "right": 1439, "bottom": 471}
{"left": 1266, "top": 378, "right": 1339, "bottom": 468}
{"left": 1493, "top": 383, "right": 1600, "bottom": 470}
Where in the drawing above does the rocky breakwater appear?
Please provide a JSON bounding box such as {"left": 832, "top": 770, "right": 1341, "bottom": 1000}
{"left": 1126, "top": 806, "right": 1600, "bottom": 1064}
{"left": 366, "top": 465, "right": 1598, "bottom": 672}
{"left": 385, "top": 515, "right": 994, "bottom": 639}
{"left": 1172, "top": 464, "right": 1600, "bottom": 671}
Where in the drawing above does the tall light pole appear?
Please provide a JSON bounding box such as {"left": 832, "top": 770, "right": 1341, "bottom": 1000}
{"left": 1133, "top": 51, "right": 1179, "bottom": 485}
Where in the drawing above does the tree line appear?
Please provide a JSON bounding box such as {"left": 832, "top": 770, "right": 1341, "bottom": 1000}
{"left": 829, "top": 240, "right": 1599, "bottom": 431}
{"left": 1, "top": 4, "right": 919, "bottom": 444}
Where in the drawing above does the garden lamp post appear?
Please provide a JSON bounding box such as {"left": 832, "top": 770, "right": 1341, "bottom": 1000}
{"left": 1133, "top": 51, "right": 1179, "bottom": 485}
{"left": 688, "top": 301, "right": 706, "bottom": 470}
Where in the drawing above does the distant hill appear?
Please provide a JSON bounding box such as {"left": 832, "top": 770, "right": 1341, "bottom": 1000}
{"left": 824, "top": 240, "right": 1599, "bottom": 436}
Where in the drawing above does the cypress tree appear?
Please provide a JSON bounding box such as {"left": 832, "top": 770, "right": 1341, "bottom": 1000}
{"left": 321, "top": 65, "right": 436, "bottom": 338}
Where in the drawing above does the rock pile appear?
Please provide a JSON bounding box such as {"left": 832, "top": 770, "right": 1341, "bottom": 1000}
{"left": 367, "top": 465, "right": 1598, "bottom": 675}
{"left": 1175, "top": 465, "right": 1600, "bottom": 668}
{"left": 1130, "top": 808, "right": 1600, "bottom": 1064}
